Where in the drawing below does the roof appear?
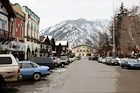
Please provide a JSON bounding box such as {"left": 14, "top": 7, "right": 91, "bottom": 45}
{"left": 1, "top": 0, "right": 16, "bottom": 18}
{"left": 75, "top": 44, "right": 93, "bottom": 48}
{"left": 41, "top": 36, "right": 52, "bottom": 43}
{"left": 12, "top": 3, "right": 25, "bottom": 17}
{"left": 55, "top": 41, "right": 68, "bottom": 46}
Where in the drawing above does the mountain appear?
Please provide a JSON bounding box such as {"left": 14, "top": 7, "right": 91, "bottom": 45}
{"left": 40, "top": 19, "right": 111, "bottom": 48}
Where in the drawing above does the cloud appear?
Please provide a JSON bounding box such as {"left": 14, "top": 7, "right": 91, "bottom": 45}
{"left": 10, "top": 0, "right": 140, "bottom": 30}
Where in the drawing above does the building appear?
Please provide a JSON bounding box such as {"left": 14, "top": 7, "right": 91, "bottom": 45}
{"left": 7, "top": 3, "right": 25, "bottom": 61}
{"left": 55, "top": 40, "right": 68, "bottom": 56}
{"left": 40, "top": 36, "right": 53, "bottom": 57}
{"left": 74, "top": 45, "right": 93, "bottom": 57}
{"left": 0, "top": 0, "right": 16, "bottom": 54}
{"left": 22, "top": 6, "right": 40, "bottom": 59}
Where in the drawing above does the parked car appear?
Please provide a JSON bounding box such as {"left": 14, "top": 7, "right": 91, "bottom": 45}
{"left": 121, "top": 58, "right": 140, "bottom": 69}
{"left": 98, "top": 57, "right": 102, "bottom": 63}
{"left": 60, "top": 56, "right": 69, "bottom": 65}
{"left": 115, "top": 58, "right": 122, "bottom": 65}
{"left": 92, "top": 56, "right": 98, "bottom": 60}
{"left": 108, "top": 59, "right": 119, "bottom": 65}
{"left": 50, "top": 57, "right": 58, "bottom": 67}
{"left": 101, "top": 58, "right": 106, "bottom": 63}
{"left": 105, "top": 57, "right": 113, "bottom": 65}
{"left": 28, "top": 57, "right": 55, "bottom": 69}
{"left": 75, "top": 56, "right": 81, "bottom": 60}
{"left": 18, "top": 61, "right": 50, "bottom": 81}
{"left": 89, "top": 57, "right": 93, "bottom": 60}
{"left": 0, "top": 54, "right": 22, "bottom": 88}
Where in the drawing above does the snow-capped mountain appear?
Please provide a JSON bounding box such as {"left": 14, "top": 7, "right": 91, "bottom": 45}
{"left": 40, "top": 19, "right": 110, "bottom": 48}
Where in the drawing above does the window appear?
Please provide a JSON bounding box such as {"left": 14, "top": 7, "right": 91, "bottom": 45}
{"left": 19, "top": 63, "right": 22, "bottom": 68}
{"left": 31, "top": 23, "right": 33, "bottom": 37}
{"left": 41, "top": 45, "right": 42, "bottom": 49}
{"left": 22, "top": 63, "right": 33, "bottom": 68}
{"left": 11, "top": 20, "right": 14, "bottom": 36}
{"left": 30, "top": 63, "right": 37, "bottom": 68}
{"left": 83, "top": 54, "right": 84, "bottom": 56}
{"left": 27, "top": 22, "right": 29, "bottom": 36}
{"left": 2, "top": 21, "right": 7, "bottom": 31}
{"left": 83, "top": 50, "right": 85, "bottom": 52}
{"left": 79, "top": 54, "right": 81, "bottom": 56}
{"left": 77, "top": 50, "right": 79, "bottom": 52}
{"left": 20, "top": 23, "right": 23, "bottom": 38}
{"left": 0, "top": 19, "right": 2, "bottom": 29}
{"left": 80, "top": 50, "right": 82, "bottom": 52}
{"left": 0, "top": 57, "right": 12, "bottom": 64}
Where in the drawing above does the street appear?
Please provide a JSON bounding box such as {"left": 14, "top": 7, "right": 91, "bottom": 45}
{"left": 1, "top": 58, "right": 140, "bottom": 93}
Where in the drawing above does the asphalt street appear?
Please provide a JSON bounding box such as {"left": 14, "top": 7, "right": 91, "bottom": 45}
{"left": 1, "top": 58, "right": 140, "bottom": 93}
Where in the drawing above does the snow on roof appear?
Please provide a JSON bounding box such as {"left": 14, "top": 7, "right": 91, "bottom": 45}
{"left": 55, "top": 41, "right": 68, "bottom": 46}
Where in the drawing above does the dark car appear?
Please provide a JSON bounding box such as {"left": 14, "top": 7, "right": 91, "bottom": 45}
{"left": 28, "top": 57, "right": 55, "bottom": 69}
{"left": 92, "top": 56, "right": 98, "bottom": 60}
{"left": 108, "top": 59, "right": 119, "bottom": 65}
{"left": 88, "top": 57, "right": 93, "bottom": 60}
{"left": 121, "top": 58, "right": 140, "bottom": 69}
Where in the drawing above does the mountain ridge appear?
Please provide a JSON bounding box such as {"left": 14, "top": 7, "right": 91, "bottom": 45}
{"left": 40, "top": 19, "right": 111, "bottom": 48}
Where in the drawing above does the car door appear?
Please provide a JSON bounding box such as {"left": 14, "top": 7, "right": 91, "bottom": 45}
{"left": 20, "top": 63, "right": 35, "bottom": 78}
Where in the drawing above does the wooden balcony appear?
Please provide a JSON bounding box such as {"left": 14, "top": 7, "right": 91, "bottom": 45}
{"left": 0, "top": 29, "right": 14, "bottom": 44}
{"left": 0, "top": 29, "right": 13, "bottom": 40}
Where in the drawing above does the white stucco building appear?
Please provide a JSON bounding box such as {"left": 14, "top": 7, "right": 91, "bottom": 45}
{"left": 0, "top": 0, "right": 16, "bottom": 54}
{"left": 22, "top": 6, "right": 40, "bottom": 59}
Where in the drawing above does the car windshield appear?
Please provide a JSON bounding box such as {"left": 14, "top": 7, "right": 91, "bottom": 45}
{"left": 127, "top": 59, "right": 138, "bottom": 63}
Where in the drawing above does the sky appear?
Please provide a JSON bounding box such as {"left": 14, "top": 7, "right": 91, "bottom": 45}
{"left": 10, "top": 0, "right": 140, "bottom": 31}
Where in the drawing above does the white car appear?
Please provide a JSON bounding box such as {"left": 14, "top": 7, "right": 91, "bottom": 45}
{"left": 0, "top": 54, "right": 21, "bottom": 88}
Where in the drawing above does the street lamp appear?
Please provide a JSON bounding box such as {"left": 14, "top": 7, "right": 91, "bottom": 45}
{"left": 113, "top": 0, "right": 115, "bottom": 59}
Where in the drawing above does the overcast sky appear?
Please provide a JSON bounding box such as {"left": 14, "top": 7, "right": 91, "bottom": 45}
{"left": 10, "top": 0, "right": 139, "bottom": 31}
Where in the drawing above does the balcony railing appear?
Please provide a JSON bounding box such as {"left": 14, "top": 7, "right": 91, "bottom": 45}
{"left": 0, "top": 29, "right": 12, "bottom": 40}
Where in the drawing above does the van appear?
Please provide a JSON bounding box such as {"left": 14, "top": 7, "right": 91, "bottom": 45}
{"left": 0, "top": 54, "right": 21, "bottom": 88}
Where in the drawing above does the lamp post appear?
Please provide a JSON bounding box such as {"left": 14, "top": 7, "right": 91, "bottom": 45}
{"left": 113, "top": 0, "right": 115, "bottom": 59}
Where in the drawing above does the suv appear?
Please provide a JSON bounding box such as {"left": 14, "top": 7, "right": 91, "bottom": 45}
{"left": 29, "top": 57, "right": 55, "bottom": 69}
{"left": 0, "top": 54, "right": 21, "bottom": 88}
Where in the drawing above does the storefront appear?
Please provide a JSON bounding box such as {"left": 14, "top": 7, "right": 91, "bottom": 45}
{"left": 7, "top": 41, "right": 25, "bottom": 61}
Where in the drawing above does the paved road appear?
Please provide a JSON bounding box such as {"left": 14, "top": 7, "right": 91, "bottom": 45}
{"left": 1, "top": 58, "right": 140, "bottom": 93}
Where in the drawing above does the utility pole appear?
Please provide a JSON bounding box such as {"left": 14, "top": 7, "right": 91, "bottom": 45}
{"left": 113, "top": 0, "right": 115, "bottom": 59}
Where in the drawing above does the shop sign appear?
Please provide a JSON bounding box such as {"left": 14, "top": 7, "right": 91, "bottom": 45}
{"left": 13, "top": 42, "right": 20, "bottom": 51}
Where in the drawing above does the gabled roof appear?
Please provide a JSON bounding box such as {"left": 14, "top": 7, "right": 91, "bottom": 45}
{"left": 12, "top": 3, "right": 25, "bottom": 17}
{"left": 1, "top": 0, "right": 16, "bottom": 18}
{"left": 42, "top": 36, "right": 52, "bottom": 43}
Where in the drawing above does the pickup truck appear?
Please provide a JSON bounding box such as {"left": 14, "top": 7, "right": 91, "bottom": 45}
{"left": 0, "top": 54, "right": 21, "bottom": 88}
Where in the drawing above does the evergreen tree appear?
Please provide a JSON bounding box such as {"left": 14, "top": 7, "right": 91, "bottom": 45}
{"left": 110, "top": 3, "right": 128, "bottom": 57}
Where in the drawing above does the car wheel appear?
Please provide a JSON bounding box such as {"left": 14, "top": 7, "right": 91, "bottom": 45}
{"left": 33, "top": 73, "right": 41, "bottom": 81}
{"left": 61, "top": 63, "right": 65, "bottom": 67}
{"left": 121, "top": 65, "right": 124, "bottom": 69}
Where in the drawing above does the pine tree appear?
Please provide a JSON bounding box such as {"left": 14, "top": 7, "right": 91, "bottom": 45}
{"left": 110, "top": 3, "right": 128, "bottom": 57}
